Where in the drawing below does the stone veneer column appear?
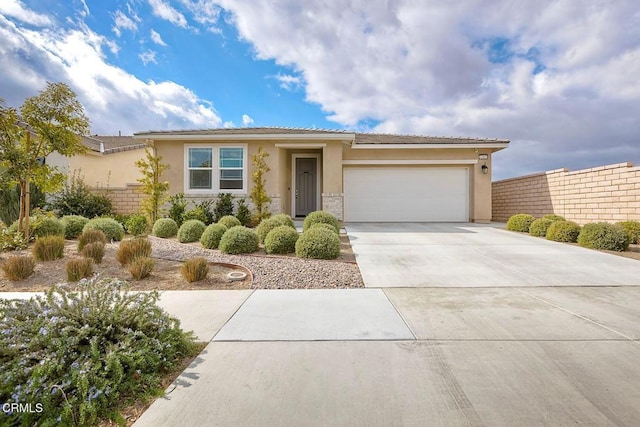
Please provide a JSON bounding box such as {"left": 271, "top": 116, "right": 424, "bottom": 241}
{"left": 322, "top": 193, "right": 344, "bottom": 220}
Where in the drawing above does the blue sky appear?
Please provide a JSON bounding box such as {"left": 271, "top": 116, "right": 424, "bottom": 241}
{"left": 0, "top": 0, "right": 639, "bottom": 179}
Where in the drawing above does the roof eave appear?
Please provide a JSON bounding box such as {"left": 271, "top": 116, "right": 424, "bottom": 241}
{"left": 133, "top": 133, "right": 356, "bottom": 142}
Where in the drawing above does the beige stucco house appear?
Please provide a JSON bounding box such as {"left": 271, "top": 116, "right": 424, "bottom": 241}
{"left": 133, "top": 128, "right": 509, "bottom": 223}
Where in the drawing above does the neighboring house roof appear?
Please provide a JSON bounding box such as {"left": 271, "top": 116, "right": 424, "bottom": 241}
{"left": 133, "top": 127, "right": 509, "bottom": 147}
{"left": 82, "top": 135, "right": 146, "bottom": 154}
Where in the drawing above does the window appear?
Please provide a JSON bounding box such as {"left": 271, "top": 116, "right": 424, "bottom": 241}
{"left": 219, "top": 147, "right": 244, "bottom": 190}
{"left": 188, "top": 148, "right": 212, "bottom": 189}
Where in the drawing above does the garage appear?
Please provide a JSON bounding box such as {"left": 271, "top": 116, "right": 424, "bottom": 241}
{"left": 343, "top": 167, "right": 469, "bottom": 222}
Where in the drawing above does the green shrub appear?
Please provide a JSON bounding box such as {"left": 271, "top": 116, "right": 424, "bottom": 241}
{"left": 116, "top": 238, "right": 152, "bottom": 266}
{"left": 272, "top": 213, "right": 295, "bottom": 228}
{"left": 1, "top": 255, "right": 35, "bottom": 280}
{"left": 7, "top": 216, "right": 37, "bottom": 237}
{"left": 128, "top": 257, "right": 155, "bottom": 280}
{"left": 257, "top": 215, "right": 296, "bottom": 243}
{"left": 219, "top": 226, "right": 259, "bottom": 254}
{"left": 295, "top": 227, "right": 340, "bottom": 259}
{"left": 168, "top": 193, "right": 188, "bottom": 227}
{"left": 214, "top": 193, "right": 234, "bottom": 222}
{"left": 529, "top": 218, "right": 554, "bottom": 237}
{"left": 125, "top": 214, "right": 149, "bottom": 236}
{"left": 616, "top": 221, "right": 640, "bottom": 244}
{"left": 506, "top": 213, "right": 536, "bottom": 232}
{"left": 152, "top": 218, "right": 178, "bottom": 238}
{"left": 181, "top": 258, "right": 209, "bottom": 283}
{"left": 83, "top": 217, "right": 124, "bottom": 241}
{"left": 546, "top": 221, "right": 581, "bottom": 243}
{"left": 0, "top": 229, "right": 29, "bottom": 251}
{"left": 182, "top": 206, "right": 210, "bottom": 225}
{"left": 218, "top": 215, "right": 241, "bottom": 229}
{"left": 0, "top": 277, "right": 198, "bottom": 426}
{"left": 66, "top": 258, "right": 93, "bottom": 282}
{"left": 264, "top": 226, "right": 299, "bottom": 254}
{"left": 33, "top": 216, "right": 65, "bottom": 238}
{"left": 200, "top": 223, "right": 227, "bottom": 249}
{"left": 77, "top": 229, "right": 107, "bottom": 251}
{"left": 60, "top": 215, "right": 89, "bottom": 239}
{"left": 542, "top": 214, "right": 566, "bottom": 221}
{"left": 177, "top": 219, "right": 206, "bottom": 243}
{"left": 47, "top": 170, "right": 113, "bottom": 218}
{"left": 235, "top": 199, "right": 251, "bottom": 226}
{"left": 80, "top": 241, "right": 105, "bottom": 264}
{"left": 310, "top": 222, "right": 338, "bottom": 234}
{"left": 302, "top": 211, "right": 340, "bottom": 234}
{"left": 578, "top": 222, "right": 629, "bottom": 251}
{"left": 32, "top": 235, "right": 65, "bottom": 261}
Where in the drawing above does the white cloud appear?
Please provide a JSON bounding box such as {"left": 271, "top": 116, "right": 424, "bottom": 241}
{"left": 0, "top": 13, "right": 221, "bottom": 134}
{"left": 0, "top": 0, "right": 52, "bottom": 26}
{"left": 180, "top": 0, "right": 221, "bottom": 26}
{"left": 112, "top": 10, "right": 138, "bottom": 37}
{"left": 214, "top": 0, "right": 640, "bottom": 178}
{"left": 274, "top": 73, "right": 301, "bottom": 91}
{"left": 223, "top": 121, "right": 235, "bottom": 128}
{"left": 150, "top": 29, "right": 167, "bottom": 46}
{"left": 148, "top": 0, "right": 188, "bottom": 28}
{"left": 241, "top": 114, "right": 253, "bottom": 126}
{"left": 139, "top": 50, "right": 157, "bottom": 65}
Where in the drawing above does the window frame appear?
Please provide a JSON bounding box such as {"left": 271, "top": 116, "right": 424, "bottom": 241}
{"left": 184, "top": 143, "right": 247, "bottom": 194}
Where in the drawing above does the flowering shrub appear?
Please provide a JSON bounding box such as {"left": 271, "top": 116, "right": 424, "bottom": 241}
{"left": 0, "top": 277, "right": 199, "bottom": 426}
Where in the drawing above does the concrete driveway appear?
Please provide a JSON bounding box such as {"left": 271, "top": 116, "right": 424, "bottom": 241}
{"left": 346, "top": 222, "right": 640, "bottom": 287}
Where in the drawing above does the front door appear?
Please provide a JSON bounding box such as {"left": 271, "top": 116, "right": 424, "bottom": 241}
{"left": 295, "top": 157, "right": 317, "bottom": 217}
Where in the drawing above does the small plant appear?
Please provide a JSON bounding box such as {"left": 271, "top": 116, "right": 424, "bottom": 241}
{"left": 543, "top": 214, "right": 566, "bottom": 221}
{"left": 219, "top": 226, "right": 259, "bottom": 254}
{"left": 80, "top": 241, "right": 105, "bottom": 264}
{"left": 506, "top": 213, "right": 536, "bottom": 233}
{"left": 295, "top": 227, "right": 340, "bottom": 259}
{"left": 83, "top": 217, "right": 124, "bottom": 241}
{"left": 128, "top": 256, "right": 155, "bottom": 279}
{"left": 77, "top": 229, "right": 107, "bottom": 251}
{"left": 1, "top": 255, "right": 35, "bottom": 280}
{"left": 200, "top": 223, "right": 227, "bottom": 249}
{"left": 168, "top": 193, "right": 188, "bottom": 227}
{"left": 236, "top": 199, "right": 251, "bottom": 226}
{"left": 182, "top": 206, "right": 211, "bottom": 225}
{"left": 616, "top": 221, "right": 640, "bottom": 244}
{"left": 214, "top": 193, "right": 234, "bottom": 222}
{"left": 152, "top": 218, "right": 178, "bottom": 238}
{"left": 249, "top": 146, "right": 271, "bottom": 224}
{"left": 181, "top": 257, "right": 209, "bottom": 282}
{"left": 310, "top": 222, "right": 339, "bottom": 233}
{"left": 302, "top": 211, "right": 340, "bottom": 234}
{"left": 32, "top": 235, "right": 65, "bottom": 261}
{"left": 33, "top": 216, "right": 65, "bottom": 238}
{"left": 177, "top": 219, "right": 207, "bottom": 243}
{"left": 264, "top": 226, "right": 299, "bottom": 254}
{"left": 135, "top": 147, "right": 170, "bottom": 225}
{"left": 272, "top": 213, "right": 295, "bottom": 228}
{"left": 529, "top": 218, "right": 555, "bottom": 237}
{"left": 60, "top": 215, "right": 89, "bottom": 239}
{"left": 257, "top": 216, "right": 296, "bottom": 243}
{"left": 125, "top": 214, "right": 149, "bottom": 236}
{"left": 218, "top": 215, "right": 241, "bottom": 229}
{"left": 47, "top": 169, "right": 113, "bottom": 218}
{"left": 66, "top": 257, "right": 93, "bottom": 281}
{"left": 578, "top": 222, "right": 629, "bottom": 251}
{"left": 116, "top": 238, "right": 153, "bottom": 266}
{"left": 0, "top": 229, "right": 29, "bottom": 251}
{"left": 546, "top": 220, "right": 581, "bottom": 243}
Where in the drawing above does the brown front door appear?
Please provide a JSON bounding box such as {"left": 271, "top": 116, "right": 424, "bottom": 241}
{"left": 295, "top": 157, "right": 317, "bottom": 217}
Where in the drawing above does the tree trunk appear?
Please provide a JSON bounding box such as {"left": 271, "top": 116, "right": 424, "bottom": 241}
{"left": 24, "top": 175, "right": 30, "bottom": 239}
{"left": 18, "top": 181, "right": 25, "bottom": 234}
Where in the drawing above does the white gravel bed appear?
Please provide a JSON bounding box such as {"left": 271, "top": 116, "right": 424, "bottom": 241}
{"left": 148, "top": 236, "right": 364, "bottom": 289}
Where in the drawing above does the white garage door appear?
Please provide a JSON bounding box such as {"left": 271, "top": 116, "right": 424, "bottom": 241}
{"left": 343, "top": 167, "right": 469, "bottom": 222}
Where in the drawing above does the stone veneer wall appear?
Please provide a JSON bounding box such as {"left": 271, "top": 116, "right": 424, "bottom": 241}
{"left": 93, "top": 184, "right": 143, "bottom": 215}
{"left": 322, "top": 193, "right": 344, "bottom": 221}
{"left": 492, "top": 162, "right": 640, "bottom": 224}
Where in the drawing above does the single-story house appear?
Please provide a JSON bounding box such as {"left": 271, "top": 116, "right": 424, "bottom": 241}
{"left": 133, "top": 127, "right": 509, "bottom": 222}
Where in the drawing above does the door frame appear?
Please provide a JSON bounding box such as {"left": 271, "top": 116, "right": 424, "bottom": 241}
{"left": 291, "top": 153, "right": 322, "bottom": 217}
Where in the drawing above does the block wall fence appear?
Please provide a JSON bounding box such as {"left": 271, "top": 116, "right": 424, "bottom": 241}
{"left": 93, "top": 184, "right": 144, "bottom": 215}
{"left": 492, "top": 162, "right": 640, "bottom": 224}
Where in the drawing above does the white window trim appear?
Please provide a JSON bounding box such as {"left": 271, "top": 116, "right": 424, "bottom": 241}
{"left": 184, "top": 143, "right": 248, "bottom": 195}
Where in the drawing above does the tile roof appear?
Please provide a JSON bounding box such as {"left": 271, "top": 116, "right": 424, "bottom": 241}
{"left": 82, "top": 135, "right": 146, "bottom": 154}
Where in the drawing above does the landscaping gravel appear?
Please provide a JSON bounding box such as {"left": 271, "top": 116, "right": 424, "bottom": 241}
{"left": 149, "top": 236, "right": 364, "bottom": 289}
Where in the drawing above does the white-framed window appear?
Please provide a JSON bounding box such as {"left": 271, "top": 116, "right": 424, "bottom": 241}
{"left": 185, "top": 144, "right": 247, "bottom": 193}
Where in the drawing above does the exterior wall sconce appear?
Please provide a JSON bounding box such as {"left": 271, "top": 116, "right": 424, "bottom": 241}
{"left": 478, "top": 154, "right": 489, "bottom": 174}
{"left": 481, "top": 163, "right": 489, "bottom": 174}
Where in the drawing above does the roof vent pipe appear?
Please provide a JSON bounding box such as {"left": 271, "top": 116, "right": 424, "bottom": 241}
{"left": 99, "top": 142, "right": 104, "bottom": 153}
{"left": 118, "top": 130, "right": 121, "bottom": 136}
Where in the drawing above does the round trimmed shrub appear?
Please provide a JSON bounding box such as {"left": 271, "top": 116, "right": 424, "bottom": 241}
{"left": 83, "top": 217, "right": 124, "bottom": 241}
{"left": 506, "top": 213, "right": 535, "bottom": 232}
{"left": 152, "top": 218, "right": 178, "bottom": 238}
{"left": 529, "top": 218, "right": 554, "bottom": 237}
{"left": 271, "top": 213, "right": 295, "bottom": 228}
{"left": 302, "top": 211, "right": 340, "bottom": 234}
{"left": 218, "top": 215, "right": 241, "bottom": 229}
{"left": 578, "top": 222, "right": 629, "bottom": 251}
{"left": 295, "top": 227, "right": 340, "bottom": 260}
{"left": 616, "top": 220, "right": 640, "bottom": 244}
{"left": 546, "top": 220, "right": 581, "bottom": 243}
{"left": 264, "top": 226, "right": 299, "bottom": 254}
{"left": 310, "top": 222, "right": 338, "bottom": 234}
{"left": 256, "top": 216, "right": 295, "bottom": 243}
{"left": 33, "top": 217, "right": 65, "bottom": 238}
{"left": 177, "top": 219, "right": 206, "bottom": 243}
{"left": 60, "top": 215, "right": 89, "bottom": 239}
{"left": 542, "top": 214, "right": 565, "bottom": 222}
{"left": 219, "top": 226, "right": 259, "bottom": 254}
{"left": 200, "top": 223, "right": 228, "bottom": 249}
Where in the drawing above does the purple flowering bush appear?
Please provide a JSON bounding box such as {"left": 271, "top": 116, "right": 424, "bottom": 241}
{"left": 0, "top": 277, "right": 198, "bottom": 425}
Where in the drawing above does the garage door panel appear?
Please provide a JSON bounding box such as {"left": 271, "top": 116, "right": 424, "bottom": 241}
{"left": 344, "top": 168, "right": 468, "bottom": 222}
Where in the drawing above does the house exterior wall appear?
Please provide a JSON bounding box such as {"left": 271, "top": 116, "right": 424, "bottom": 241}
{"left": 492, "top": 162, "right": 640, "bottom": 224}
{"left": 68, "top": 149, "right": 146, "bottom": 188}
{"left": 93, "top": 183, "right": 144, "bottom": 214}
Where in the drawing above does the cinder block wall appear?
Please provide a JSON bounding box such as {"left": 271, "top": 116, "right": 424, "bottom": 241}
{"left": 93, "top": 184, "right": 143, "bottom": 215}
{"left": 492, "top": 162, "right": 640, "bottom": 224}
